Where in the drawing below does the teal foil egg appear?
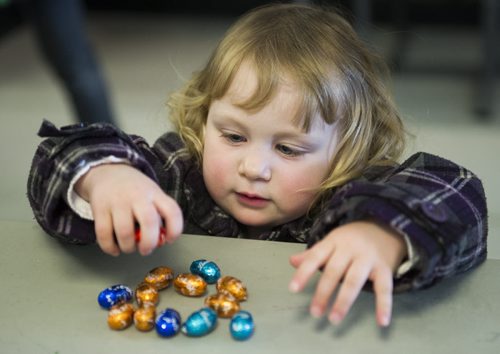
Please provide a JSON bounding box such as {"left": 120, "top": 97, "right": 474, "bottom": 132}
{"left": 181, "top": 307, "right": 218, "bottom": 337}
{"left": 230, "top": 311, "right": 254, "bottom": 340}
{"left": 190, "top": 259, "right": 221, "bottom": 284}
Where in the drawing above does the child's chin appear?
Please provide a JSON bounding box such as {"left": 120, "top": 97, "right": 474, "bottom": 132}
{"left": 234, "top": 216, "right": 274, "bottom": 234}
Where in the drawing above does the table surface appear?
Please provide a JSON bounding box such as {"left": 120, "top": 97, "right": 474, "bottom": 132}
{"left": 0, "top": 220, "right": 498, "bottom": 354}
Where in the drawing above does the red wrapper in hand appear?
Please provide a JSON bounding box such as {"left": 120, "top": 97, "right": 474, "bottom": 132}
{"left": 134, "top": 225, "right": 167, "bottom": 247}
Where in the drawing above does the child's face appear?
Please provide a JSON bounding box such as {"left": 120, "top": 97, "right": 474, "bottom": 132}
{"left": 202, "top": 62, "right": 337, "bottom": 234}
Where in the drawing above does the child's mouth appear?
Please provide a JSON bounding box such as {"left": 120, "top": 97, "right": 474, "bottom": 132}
{"left": 235, "top": 192, "right": 270, "bottom": 208}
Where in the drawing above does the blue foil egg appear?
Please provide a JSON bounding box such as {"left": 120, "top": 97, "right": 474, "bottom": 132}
{"left": 181, "top": 308, "right": 218, "bottom": 337}
{"left": 155, "top": 308, "right": 181, "bottom": 337}
{"left": 230, "top": 311, "right": 255, "bottom": 341}
{"left": 189, "top": 259, "right": 221, "bottom": 284}
{"left": 97, "top": 284, "right": 133, "bottom": 309}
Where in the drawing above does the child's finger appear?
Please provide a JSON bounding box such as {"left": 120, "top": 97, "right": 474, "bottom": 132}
{"left": 93, "top": 208, "right": 120, "bottom": 256}
{"left": 289, "top": 249, "right": 308, "bottom": 268}
{"left": 133, "top": 203, "right": 162, "bottom": 256}
{"left": 309, "top": 252, "right": 350, "bottom": 317}
{"left": 328, "top": 261, "right": 371, "bottom": 325}
{"left": 372, "top": 267, "right": 393, "bottom": 327}
{"left": 111, "top": 208, "right": 136, "bottom": 254}
{"left": 289, "top": 243, "right": 333, "bottom": 293}
{"left": 154, "top": 196, "right": 183, "bottom": 243}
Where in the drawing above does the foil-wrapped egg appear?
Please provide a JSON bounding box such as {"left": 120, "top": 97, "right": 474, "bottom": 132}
{"left": 174, "top": 273, "right": 207, "bottom": 297}
{"left": 181, "top": 307, "right": 218, "bottom": 337}
{"left": 189, "top": 259, "right": 221, "bottom": 284}
{"left": 144, "top": 266, "right": 174, "bottom": 290}
{"left": 230, "top": 311, "right": 255, "bottom": 340}
{"left": 134, "top": 226, "right": 167, "bottom": 247}
{"left": 204, "top": 293, "right": 240, "bottom": 318}
{"left": 216, "top": 276, "right": 248, "bottom": 302}
{"left": 155, "top": 308, "right": 182, "bottom": 337}
{"left": 98, "top": 284, "right": 133, "bottom": 309}
{"left": 107, "top": 303, "right": 134, "bottom": 330}
{"left": 135, "top": 282, "right": 159, "bottom": 306}
{"left": 134, "top": 303, "right": 156, "bottom": 331}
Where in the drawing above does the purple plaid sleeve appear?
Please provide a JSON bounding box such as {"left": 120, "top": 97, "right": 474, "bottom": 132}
{"left": 27, "top": 120, "right": 159, "bottom": 244}
{"left": 308, "top": 153, "right": 488, "bottom": 292}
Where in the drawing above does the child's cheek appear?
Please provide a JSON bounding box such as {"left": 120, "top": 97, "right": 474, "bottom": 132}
{"left": 202, "top": 147, "right": 231, "bottom": 198}
{"left": 276, "top": 169, "right": 320, "bottom": 209}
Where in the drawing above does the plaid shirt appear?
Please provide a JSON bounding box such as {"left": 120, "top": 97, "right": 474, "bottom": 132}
{"left": 27, "top": 120, "right": 488, "bottom": 292}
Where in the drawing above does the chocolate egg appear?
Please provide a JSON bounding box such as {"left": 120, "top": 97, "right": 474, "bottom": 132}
{"left": 174, "top": 273, "right": 207, "bottom": 297}
{"left": 230, "top": 311, "right": 255, "bottom": 340}
{"left": 134, "top": 303, "right": 156, "bottom": 331}
{"left": 144, "top": 266, "right": 174, "bottom": 290}
{"left": 98, "top": 284, "right": 133, "bottom": 309}
{"left": 135, "top": 282, "right": 159, "bottom": 306}
{"left": 135, "top": 226, "right": 167, "bottom": 247}
{"left": 216, "top": 276, "right": 247, "bottom": 302}
{"left": 204, "top": 293, "right": 240, "bottom": 318}
{"left": 190, "top": 259, "right": 221, "bottom": 284}
{"left": 107, "top": 303, "right": 134, "bottom": 330}
{"left": 181, "top": 307, "right": 218, "bottom": 337}
{"left": 155, "top": 308, "right": 182, "bottom": 337}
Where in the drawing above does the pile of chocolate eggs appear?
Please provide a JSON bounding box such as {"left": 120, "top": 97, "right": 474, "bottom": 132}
{"left": 97, "top": 260, "right": 254, "bottom": 340}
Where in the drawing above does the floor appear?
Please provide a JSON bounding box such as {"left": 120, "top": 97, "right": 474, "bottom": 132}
{"left": 0, "top": 12, "right": 498, "bottom": 258}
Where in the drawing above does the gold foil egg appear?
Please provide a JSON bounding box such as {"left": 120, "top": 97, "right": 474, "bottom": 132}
{"left": 144, "top": 266, "right": 174, "bottom": 290}
{"left": 216, "top": 276, "right": 248, "bottom": 302}
{"left": 135, "top": 282, "right": 159, "bottom": 306}
{"left": 107, "top": 303, "right": 134, "bottom": 330}
{"left": 204, "top": 293, "right": 241, "bottom": 318}
{"left": 173, "top": 273, "right": 207, "bottom": 297}
{"left": 133, "top": 303, "right": 156, "bottom": 331}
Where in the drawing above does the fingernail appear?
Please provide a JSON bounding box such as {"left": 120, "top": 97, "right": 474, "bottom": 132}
{"left": 329, "top": 312, "right": 342, "bottom": 325}
{"left": 289, "top": 281, "right": 300, "bottom": 293}
{"left": 310, "top": 306, "right": 323, "bottom": 318}
{"left": 379, "top": 314, "right": 390, "bottom": 327}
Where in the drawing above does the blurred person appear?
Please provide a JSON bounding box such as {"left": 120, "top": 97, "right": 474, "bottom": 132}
{"left": 14, "top": 0, "right": 116, "bottom": 125}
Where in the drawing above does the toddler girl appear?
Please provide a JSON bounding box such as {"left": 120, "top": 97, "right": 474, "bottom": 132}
{"left": 28, "top": 4, "right": 487, "bottom": 327}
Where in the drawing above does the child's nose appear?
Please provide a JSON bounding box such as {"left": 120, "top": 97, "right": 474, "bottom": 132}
{"left": 238, "top": 151, "right": 272, "bottom": 181}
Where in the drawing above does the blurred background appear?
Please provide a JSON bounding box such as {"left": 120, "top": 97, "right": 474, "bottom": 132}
{"left": 0, "top": 0, "right": 498, "bottom": 258}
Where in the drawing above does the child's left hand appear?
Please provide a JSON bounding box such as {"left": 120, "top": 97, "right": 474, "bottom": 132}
{"left": 289, "top": 220, "right": 407, "bottom": 327}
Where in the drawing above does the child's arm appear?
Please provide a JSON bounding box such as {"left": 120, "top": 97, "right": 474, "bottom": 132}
{"left": 27, "top": 120, "right": 189, "bottom": 253}
{"left": 289, "top": 152, "right": 487, "bottom": 326}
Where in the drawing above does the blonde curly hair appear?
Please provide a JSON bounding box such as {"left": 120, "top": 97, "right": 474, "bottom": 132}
{"left": 168, "top": 3, "right": 406, "bottom": 200}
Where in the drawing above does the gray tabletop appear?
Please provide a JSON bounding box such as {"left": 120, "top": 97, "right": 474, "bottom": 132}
{"left": 0, "top": 220, "right": 498, "bottom": 354}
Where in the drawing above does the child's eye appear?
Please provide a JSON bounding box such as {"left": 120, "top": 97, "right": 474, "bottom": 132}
{"left": 276, "top": 144, "right": 303, "bottom": 157}
{"left": 221, "top": 132, "right": 246, "bottom": 144}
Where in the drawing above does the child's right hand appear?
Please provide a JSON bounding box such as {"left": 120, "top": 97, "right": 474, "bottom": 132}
{"left": 75, "top": 164, "right": 184, "bottom": 256}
